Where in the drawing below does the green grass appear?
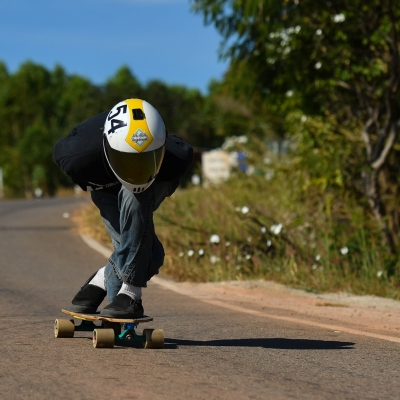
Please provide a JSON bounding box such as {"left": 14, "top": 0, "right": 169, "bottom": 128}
{"left": 74, "top": 172, "right": 400, "bottom": 299}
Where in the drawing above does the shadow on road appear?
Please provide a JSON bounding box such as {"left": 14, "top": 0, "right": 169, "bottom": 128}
{"left": 164, "top": 338, "right": 355, "bottom": 350}
{"left": 60, "top": 337, "right": 354, "bottom": 351}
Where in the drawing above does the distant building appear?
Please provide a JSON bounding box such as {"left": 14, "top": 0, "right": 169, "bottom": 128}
{"left": 195, "top": 137, "right": 290, "bottom": 187}
{"left": 201, "top": 150, "right": 231, "bottom": 186}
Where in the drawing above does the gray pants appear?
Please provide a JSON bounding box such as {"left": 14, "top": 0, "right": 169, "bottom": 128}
{"left": 91, "top": 179, "right": 179, "bottom": 302}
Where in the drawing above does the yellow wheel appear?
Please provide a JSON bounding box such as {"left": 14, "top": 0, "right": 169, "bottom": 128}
{"left": 93, "top": 328, "right": 114, "bottom": 348}
{"left": 143, "top": 328, "right": 164, "bottom": 349}
{"left": 54, "top": 319, "right": 75, "bottom": 338}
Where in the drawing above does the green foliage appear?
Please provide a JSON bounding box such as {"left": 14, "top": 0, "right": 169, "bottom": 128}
{"left": 0, "top": 61, "right": 245, "bottom": 197}
{"left": 72, "top": 107, "right": 400, "bottom": 295}
{"left": 193, "top": 1, "right": 396, "bottom": 92}
{"left": 103, "top": 66, "right": 143, "bottom": 108}
{"left": 0, "top": 62, "right": 57, "bottom": 195}
{"left": 143, "top": 80, "right": 214, "bottom": 147}
{"left": 192, "top": 0, "right": 400, "bottom": 253}
{"left": 154, "top": 157, "right": 400, "bottom": 297}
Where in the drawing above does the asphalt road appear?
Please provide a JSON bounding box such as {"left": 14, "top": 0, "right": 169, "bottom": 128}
{"left": 0, "top": 197, "right": 400, "bottom": 400}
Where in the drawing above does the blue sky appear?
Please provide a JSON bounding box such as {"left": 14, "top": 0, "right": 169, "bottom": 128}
{"left": 0, "top": 0, "right": 228, "bottom": 93}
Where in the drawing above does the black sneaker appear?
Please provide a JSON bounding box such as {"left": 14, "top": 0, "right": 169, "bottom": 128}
{"left": 100, "top": 294, "right": 144, "bottom": 319}
{"left": 69, "top": 272, "right": 107, "bottom": 313}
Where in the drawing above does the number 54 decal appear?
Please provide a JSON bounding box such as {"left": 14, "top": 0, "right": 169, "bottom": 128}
{"left": 107, "top": 104, "right": 127, "bottom": 134}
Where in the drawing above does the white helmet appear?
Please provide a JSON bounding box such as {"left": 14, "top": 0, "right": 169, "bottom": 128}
{"left": 103, "top": 99, "right": 167, "bottom": 193}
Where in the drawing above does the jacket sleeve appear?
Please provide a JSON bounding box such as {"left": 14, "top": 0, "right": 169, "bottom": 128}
{"left": 53, "top": 111, "right": 112, "bottom": 190}
{"left": 157, "top": 135, "right": 194, "bottom": 182}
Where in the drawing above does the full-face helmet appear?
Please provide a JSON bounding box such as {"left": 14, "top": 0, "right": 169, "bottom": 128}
{"left": 103, "top": 99, "right": 166, "bottom": 193}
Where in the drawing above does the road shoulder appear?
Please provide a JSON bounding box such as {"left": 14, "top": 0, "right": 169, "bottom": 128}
{"left": 80, "top": 234, "right": 400, "bottom": 342}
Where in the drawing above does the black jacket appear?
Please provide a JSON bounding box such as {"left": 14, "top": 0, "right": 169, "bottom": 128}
{"left": 53, "top": 111, "right": 193, "bottom": 192}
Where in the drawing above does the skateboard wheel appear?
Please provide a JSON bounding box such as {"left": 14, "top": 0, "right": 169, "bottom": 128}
{"left": 54, "top": 319, "right": 75, "bottom": 338}
{"left": 143, "top": 328, "right": 164, "bottom": 349}
{"left": 93, "top": 328, "right": 114, "bottom": 348}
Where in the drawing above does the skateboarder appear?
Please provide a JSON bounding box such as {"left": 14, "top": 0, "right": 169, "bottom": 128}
{"left": 54, "top": 99, "right": 193, "bottom": 319}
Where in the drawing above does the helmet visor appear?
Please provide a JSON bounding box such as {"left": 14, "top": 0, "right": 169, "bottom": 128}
{"left": 105, "top": 139, "right": 165, "bottom": 185}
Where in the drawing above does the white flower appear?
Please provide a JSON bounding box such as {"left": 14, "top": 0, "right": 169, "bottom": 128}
{"left": 280, "top": 31, "right": 289, "bottom": 40}
{"left": 315, "top": 254, "right": 321, "bottom": 261}
{"left": 225, "top": 241, "right": 230, "bottom": 247}
{"left": 241, "top": 206, "right": 250, "bottom": 214}
{"left": 270, "top": 223, "right": 283, "bottom": 235}
{"left": 315, "top": 28, "right": 323, "bottom": 36}
{"left": 333, "top": 13, "right": 345, "bottom": 23}
{"left": 263, "top": 157, "right": 272, "bottom": 165}
{"left": 261, "top": 226, "right": 267, "bottom": 234}
{"left": 245, "top": 254, "right": 251, "bottom": 260}
{"left": 247, "top": 236, "right": 252, "bottom": 242}
{"left": 209, "top": 234, "right": 220, "bottom": 244}
{"left": 178, "top": 252, "right": 184, "bottom": 257}
{"left": 191, "top": 174, "right": 201, "bottom": 186}
{"left": 266, "top": 240, "right": 272, "bottom": 247}
{"left": 248, "top": 165, "right": 256, "bottom": 176}
{"left": 210, "top": 255, "right": 220, "bottom": 264}
{"left": 188, "top": 250, "right": 194, "bottom": 257}
{"left": 265, "top": 171, "right": 275, "bottom": 181}
{"left": 198, "top": 249, "right": 205, "bottom": 256}
{"left": 286, "top": 90, "right": 294, "bottom": 97}
{"left": 315, "top": 62, "right": 322, "bottom": 69}
{"left": 237, "top": 135, "right": 248, "bottom": 144}
{"left": 377, "top": 270, "right": 384, "bottom": 278}
{"left": 301, "top": 115, "right": 307, "bottom": 122}
{"left": 312, "top": 264, "right": 318, "bottom": 270}
{"left": 340, "top": 246, "right": 349, "bottom": 255}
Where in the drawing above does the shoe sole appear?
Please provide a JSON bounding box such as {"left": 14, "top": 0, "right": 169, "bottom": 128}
{"left": 100, "top": 310, "right": 144, "bottom": 319}
{"left": 69, "top": 304, "right": 99, "bottom": 314}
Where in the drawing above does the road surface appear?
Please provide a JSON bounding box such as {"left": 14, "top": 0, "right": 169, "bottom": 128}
{"left": 0, "top": 197, "right": 399, "bottom": 399}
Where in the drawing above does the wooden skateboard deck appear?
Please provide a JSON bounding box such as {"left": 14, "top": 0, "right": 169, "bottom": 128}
{"left": 61, "top": 308, "right": 153, "bottom": 323}
{"left": 55, "top": 309, "right": 164, "bottom": 349}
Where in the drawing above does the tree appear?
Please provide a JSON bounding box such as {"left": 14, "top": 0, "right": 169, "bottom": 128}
{"left": 103, "top": 66, "right": 143, "bottom": 109}
{"left": 192, "top": 0, "right": 400, "bottom": 252}
{"left": 0, "top": 60, "right": 229, "bottom": 196}
{"left": 0, "top": 61, "right": 55, "bottom": 196}
{"left": 0, "top": 62, "right": 104, "bottom": 196}
{"left": 143, "top": 80, "right": 218, "bottom": 147}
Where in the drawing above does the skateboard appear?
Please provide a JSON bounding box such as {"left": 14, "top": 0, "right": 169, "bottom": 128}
{"left": 54, "top": 309, "right": 164, "bottom": 349}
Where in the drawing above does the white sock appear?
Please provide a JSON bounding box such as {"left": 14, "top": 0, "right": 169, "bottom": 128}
{"left": 89, "top": 266, "right": 106, "bottom": 290}
{"left": 118, "top": 283, "right": 142, "bottom": 300}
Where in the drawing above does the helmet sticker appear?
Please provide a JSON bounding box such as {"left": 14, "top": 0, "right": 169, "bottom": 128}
{"left": 108, "top": 104, "right": 127, "bottom": 120}
{"left": 107, "top": 104, "right": 128, "bottom": 136}
{"left": 108, "top": 119, "right": 127, "bottom": 135}
{"left": 131, "top": 129, "right": 149, "bottom": 147}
